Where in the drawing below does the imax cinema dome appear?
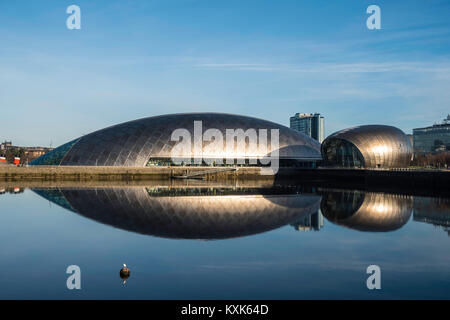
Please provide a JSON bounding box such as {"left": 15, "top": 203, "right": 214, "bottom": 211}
{"left": 31, "top": 113, "right": 322, "bottom": 167}
{"left": 321, "top": 125, "right": 412, "bottom": 168}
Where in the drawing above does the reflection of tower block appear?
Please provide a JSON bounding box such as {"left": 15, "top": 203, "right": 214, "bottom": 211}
{"left": 291, "top": 211, "right": 324, "bottom": 231}
{"left": 13, "top": 157, "right": 20, "bottom": 166}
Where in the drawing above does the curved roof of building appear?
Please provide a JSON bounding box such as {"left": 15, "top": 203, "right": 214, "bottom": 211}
{"left": 31, "top": 113, "right": 322, "bottom": 166}
{"left": 33, "top": 187, "right": 321, "bottom": 240}
{"left": 321, "top": 190, "right": 413, "bottom": 232}
{"left": 321, "top": 125, "right": 412, "bottom": 168}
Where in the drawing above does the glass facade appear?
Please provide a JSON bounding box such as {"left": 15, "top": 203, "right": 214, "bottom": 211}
{"left": 146, "top": 157, "right": 317, "bottom": 168}
{"left": 413, "top": 116, "right": 450, "bottom": 153}
{"left": 321, "top": 139, "right": 364, "bottom": 168}
{"left": 146, "top": 157, "right": 263, "bottom": 167}
{"left": 29, "top": 139, "right": 80, "bottom": 166}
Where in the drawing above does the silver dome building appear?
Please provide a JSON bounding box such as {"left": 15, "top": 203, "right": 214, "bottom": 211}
{"left": 321, "top": 125, "right": 412, "bottom": 168}
{"left": 31, "top": 113, "right": 322, "bottom": 167}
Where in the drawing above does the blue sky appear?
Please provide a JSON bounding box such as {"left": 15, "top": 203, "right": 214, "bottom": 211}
{"left": 1, "top": 0, "right": 450, "bottom": 146}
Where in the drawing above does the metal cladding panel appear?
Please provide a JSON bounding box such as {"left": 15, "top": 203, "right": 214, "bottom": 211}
{"left": 59, "top": 113, "right": 322, "bottom": 167}
{"left": 36, "top": 187, "right": 321, "bottom": 240}
{"left": 322, "top": 125, "right": 413, "bottom": 168}
{"left": 321, "top": 191, "right": 413, "bottom": 232}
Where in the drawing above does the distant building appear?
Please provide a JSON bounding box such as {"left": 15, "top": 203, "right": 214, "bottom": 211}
{"left": 413, "top": 115, "right": 450, "bottom": 153}
{"left": 0, "top": 141, "right": 12, "bottom": 151}
{"left": 24, "top": 147, "right": 53, "bottom": 161}
{"left": 290, "top": 113, "right": 325, "bottom": 143}
{"left": 291, "top": 211, "right": 324, "bottom": 231}
{"left": 0, "top": 140, "right": 53, "bottom": 164}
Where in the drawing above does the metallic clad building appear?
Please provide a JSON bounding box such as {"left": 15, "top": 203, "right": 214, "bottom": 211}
{"left": 321, "top": 125, "right": 412, "bottom": 168}
{"left": 31, "top": 113, "right": 322, "bottom": 167}
{"left": 33, "top": 187, "right": 321, "bottom": 240}
{"left": 321, "top": 190, "right": 413, "bottom": 232}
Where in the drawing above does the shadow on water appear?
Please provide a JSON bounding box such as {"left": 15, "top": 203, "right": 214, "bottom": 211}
{"left": 27, "top": 179, "right": 450, "bottom": 239}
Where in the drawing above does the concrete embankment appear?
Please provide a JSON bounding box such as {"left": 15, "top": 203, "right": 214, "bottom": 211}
{"left": 0, "top": 166, "right": 448, "bottom": 195}
{"left": 0, "top": 166, "right": 266, "bottom": 181}
{"left": 0, "top": 178, "right": 275, "bottom": 189}
{"left": 1, "top": 166, "right": 449, "bottom": 197}
{"left": 274, "top": 168, "right": 450, "bottom": 196}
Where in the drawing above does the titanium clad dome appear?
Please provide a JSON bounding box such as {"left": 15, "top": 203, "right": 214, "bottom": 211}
{"left": 31, "top": 113, "right": 322, "bottom": 166}
{"left": 321, "top": 125, "right": 412, "bottom": 168}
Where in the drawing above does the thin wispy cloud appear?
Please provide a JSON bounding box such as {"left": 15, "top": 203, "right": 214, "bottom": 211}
{"left": 1, "top": 0, "right": 449, "bottom": 145}
{"left": 195, "top": 61, "right": 450, "bottom": 74}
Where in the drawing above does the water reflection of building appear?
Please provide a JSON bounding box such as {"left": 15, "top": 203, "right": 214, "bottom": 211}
{"left": 291, "top": 210, "right": 324, "bottom": 231}
{"left": 413, "top": 197, "right": 450, "bottom": 236}
{"left": 0, "top": 187, "right": 24, "bottom": 195}
{"left": 33, "top": 186, "right": 322, "bottom": 240}
{"left": 321, "top": 190, "right": 413, "bottom": 232}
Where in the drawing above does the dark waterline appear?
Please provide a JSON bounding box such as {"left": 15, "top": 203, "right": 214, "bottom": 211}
{"left": 0, "top": 182, "right": 449, "bottom": 299}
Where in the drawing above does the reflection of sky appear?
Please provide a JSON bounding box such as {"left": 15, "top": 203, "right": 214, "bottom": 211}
{"left": 0, "top": 190, "right": 449, "bottom": 299}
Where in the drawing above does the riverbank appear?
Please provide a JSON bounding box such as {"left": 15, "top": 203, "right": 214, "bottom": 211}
{"left": 278, "top": 167, "right": 450, "bottom": 197}
{"left": 0, "top": 165, "right": 265, "bottom": 181}
{"left": 1, "top": 166, "right": 449, "bottom": 195}
{"left": 1, "top": 165, "right": 449, "bottom": 197}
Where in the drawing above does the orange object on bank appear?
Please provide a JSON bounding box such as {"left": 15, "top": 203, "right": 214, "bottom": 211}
{"left": 13, "top": 157, "right": 20, "bottom": 165}
{"left": 0, "top": 157, "right": 6, "bottom": 163}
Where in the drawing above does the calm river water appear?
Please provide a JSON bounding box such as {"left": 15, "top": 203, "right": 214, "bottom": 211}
{"left": 0, "top": 181, "right": 449, "bottom": 299}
